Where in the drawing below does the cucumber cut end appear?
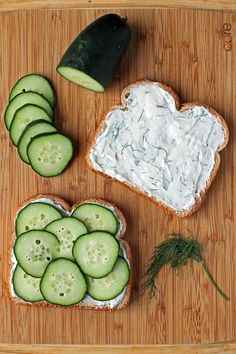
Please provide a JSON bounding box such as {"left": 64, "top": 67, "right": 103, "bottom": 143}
{"left": 57, "top": 66, "right": 105, "bottom": 93}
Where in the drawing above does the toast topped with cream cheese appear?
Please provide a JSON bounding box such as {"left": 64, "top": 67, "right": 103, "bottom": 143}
{"left": 87, "top": 81, "right": 229, "bottom": 217}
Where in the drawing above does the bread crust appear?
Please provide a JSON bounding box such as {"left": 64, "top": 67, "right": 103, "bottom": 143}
{"left": 7, "top": 195, "right": 132, "bottom": 311}
{"left": 86, "top": 80, "right": 229, "bottom": 218}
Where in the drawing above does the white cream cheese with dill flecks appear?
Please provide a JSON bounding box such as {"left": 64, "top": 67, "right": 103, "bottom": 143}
{"left": 89, "top": 82, "right": 227, "bottom": 213}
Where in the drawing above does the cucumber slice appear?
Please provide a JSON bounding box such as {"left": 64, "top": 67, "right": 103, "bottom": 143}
{"left": 18, "top": 120, "right": 57, "bottom": 164}
{"left": 45, "top": 217, "right": 87, "bottom": 260}
{"left": 72, "top": 231, "right": 119, "bottom": 278}
{"left": 40, "top": 258, "right": 87, "bottom": 306}
{"left": 4, "top": 92, "right": 53, "bottom": 130}
{"left": 12, "top": 264, "right": 44, "bottom": 302}
{"left": 72, "top": 203, "right": 118, "bottom": 234}
{"left": 9, "top": 74, "right": 55, "bottom": 107}
{"left": 27, "top": 133, "right": 73, "bottom": 177}
{"left": 9, "top": 104, "right": 52, "bottom": 146}
{"left": 16, "top": 202, "right": 62, "bottom": 236}
{"left": 86, "top": 257, "right": 130, "bottom": 301}
{"left": 14, "top": 230, "right": 59, "bottom": 277}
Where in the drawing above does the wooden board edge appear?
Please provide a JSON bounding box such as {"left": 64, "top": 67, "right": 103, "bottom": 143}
{"left": 0, "top": 344, "right": 236, "bottom": 354}
{"left": 0, "top": 0, "right": 236, "bottom": 12}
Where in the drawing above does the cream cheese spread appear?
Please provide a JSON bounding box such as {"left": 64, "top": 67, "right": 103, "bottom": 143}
{"left": 89, "top": 82, "right": 227, "bottom": 213}
{"left": 10, "top": 197, "right": 129, "bottom": 309}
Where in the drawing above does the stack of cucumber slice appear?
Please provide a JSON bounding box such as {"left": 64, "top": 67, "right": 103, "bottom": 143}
{"left": 12, "top": 200, "right": 130, "bottom": 306}
{"left": 5, "top": 74, "right": 73, "bottom": 177}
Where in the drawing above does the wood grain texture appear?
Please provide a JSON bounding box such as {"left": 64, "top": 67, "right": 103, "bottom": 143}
{"left": 0, "top": 7, "right": 235, "bottom": 345}
{"left": 1, "top": 0, "right": 236, "bottom": 12}
{"left": 0, "top": 343, "right": 236, "bottom": 354}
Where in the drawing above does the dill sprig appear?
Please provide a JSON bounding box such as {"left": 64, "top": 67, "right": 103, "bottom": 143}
{"left": 143, "top": 233, "right": 229, "bottom": 301}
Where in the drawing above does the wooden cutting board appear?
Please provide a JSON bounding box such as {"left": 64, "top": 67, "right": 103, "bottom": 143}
{"left": 0, "top": 6, "right": 235, "bottom": 346}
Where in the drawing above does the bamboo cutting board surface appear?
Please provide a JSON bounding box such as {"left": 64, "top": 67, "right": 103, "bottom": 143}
{"left": 0, "top": 7, "right": 235, "bottom": 346}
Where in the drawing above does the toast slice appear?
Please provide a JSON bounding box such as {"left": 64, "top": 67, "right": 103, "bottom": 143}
{"left": 87, "top": 80, "right": 229, "bottom": 217}
{"left": 7, "top": 194, "right": 133, "bottom": 310}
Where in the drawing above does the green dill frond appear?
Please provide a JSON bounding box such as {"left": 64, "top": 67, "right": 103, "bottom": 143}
{"left": 143, "top": 233, "right": 229, "bottom": 301}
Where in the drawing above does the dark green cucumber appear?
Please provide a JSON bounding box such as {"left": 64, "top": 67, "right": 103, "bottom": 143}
{"left": 27, "top": 133, "right": 73, "bottom": 177}
{"left": 12, "top": 264, "right": 44, "bottom": 302}
{"left": 40, "top": 258, "right": 87, "bottom": 306}
{"left": 18, "top": 120, "right": 57, "bottom": 164}
{"left": 9, "top": 104, "right": 52, "bottom": 146}
{"left": 9, "top": 74, "right": 55, "bottom": 107}
{"left": 86, "top": 257, "right": 130, "bottom": 301}
{"left": 57, "top": 14, "right": 131, "bottom": 92}
{"left": 4, "top": 91, "right": 53, "bottom": 130}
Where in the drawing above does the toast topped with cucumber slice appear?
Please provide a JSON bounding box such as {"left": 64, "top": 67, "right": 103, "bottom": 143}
{"left": 8, "top": 195, "right": 133, "bottom": 310}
